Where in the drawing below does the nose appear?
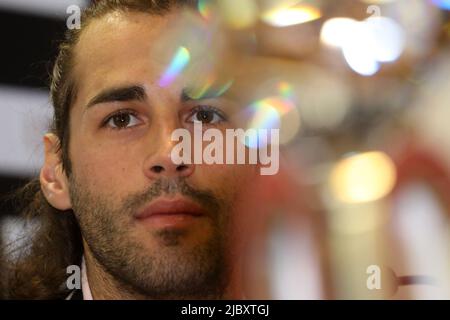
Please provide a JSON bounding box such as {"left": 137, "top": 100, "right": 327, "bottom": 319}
{"left": 143, "top": 123, "right": 194, "bottom": 180}
{"left": 149, "top": 161, "right": 193, "bottom": 177}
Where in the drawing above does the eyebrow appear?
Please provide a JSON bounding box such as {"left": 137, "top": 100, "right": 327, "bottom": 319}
{"left": 181, "top": 87, "right": 231, "bottom": 102}
{"left": 181, "top": 88, "right": 198, "bottom": 102}
{"left": 86, "top": 85, "right": 146, "bottom": 109}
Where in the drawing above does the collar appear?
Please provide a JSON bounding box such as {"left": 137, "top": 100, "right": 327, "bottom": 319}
{"left": 81, "top": 256, "right": 94, "bottom": 300}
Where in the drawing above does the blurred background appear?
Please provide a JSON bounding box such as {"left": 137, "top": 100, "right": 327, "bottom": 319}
{"left": 0, "top": 1, "right": 89, "bottom": 294}
{"left": 0, "top": 0, "right": 449, "bottom": 299}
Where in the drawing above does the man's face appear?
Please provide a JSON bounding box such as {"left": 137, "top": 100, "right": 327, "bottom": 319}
{"left": 65, "top": 10, "right": 256, "bottom": 298}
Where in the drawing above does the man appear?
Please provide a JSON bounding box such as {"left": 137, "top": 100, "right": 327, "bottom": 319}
{"left": 3, "top": 0, "right": 261, "bottom": 300}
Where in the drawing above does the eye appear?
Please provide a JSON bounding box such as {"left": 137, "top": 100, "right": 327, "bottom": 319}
{"left": 188, "top": 106, "right": 227, "bottom": 124}
{"left": 103, "top": 110, "right": 142, "bottom": 130}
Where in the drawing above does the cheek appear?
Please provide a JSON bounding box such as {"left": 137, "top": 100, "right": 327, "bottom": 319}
{"left": 69, "top": 138, "right": 142, "bottom": 193}
{"left": 196, "top": 163, "right": 257, "bottom": 195}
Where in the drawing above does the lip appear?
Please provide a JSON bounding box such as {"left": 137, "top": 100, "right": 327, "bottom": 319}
{"left": 134, "top": 197, "right": 206, "bottom": 228}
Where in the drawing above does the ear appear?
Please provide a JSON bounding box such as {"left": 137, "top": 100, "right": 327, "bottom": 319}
{"left": 39, "top": 133, "right": 72, "bottom": 210}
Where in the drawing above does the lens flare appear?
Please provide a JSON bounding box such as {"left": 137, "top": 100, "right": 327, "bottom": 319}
{"left": 249, "top": 98, "right": 286, "bottom": 128}
{"left": 158, "top": 46, "right": 191, "bottom": 87}
{"left": 278, "top": 81, "right": 294, "bottom": 99}
{"left": 261, "top": 4, "right": 322, "bottom": 27}
{"left": 244, "top": 96, "right": 297, "bottom": 148}
{"left": 186, "top": 75, "right": 233, "bottom": 100}
{"left": 198, "top": 0, "right": 214, "bottom": 20}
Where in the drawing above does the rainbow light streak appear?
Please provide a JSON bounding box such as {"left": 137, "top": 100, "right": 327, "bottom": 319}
{"left": 215, "top": 80, "right": 234, "bottom": 97}
{"left": 278, "top": 81, "right": 294, "bottom": 99}
{"left": 158, "top": 46, "right": 191, "bottom": 87}
{"left": 250, "top": 101, "right": 280, "bottom": 130}
{"left": 188, "top": 77, "right": 234, "bottom": 100}
{"left": 431, "top": 0, "right": 450, "bottom": 10}
{"left": 250, "top": 97, "right": 295, "bottom": 128}
{"left": 188, "top": 74, "right": 216, "bottom": 100}
{"left": 245, "top": 96, "right": 295, "bottom": 148}
{"left": 198, "top": 0, "right": 214, "bottom": 20}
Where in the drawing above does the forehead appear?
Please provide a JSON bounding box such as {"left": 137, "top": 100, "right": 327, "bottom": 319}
{"left": 72, "top": 11, "right": 181, "bottom": 102}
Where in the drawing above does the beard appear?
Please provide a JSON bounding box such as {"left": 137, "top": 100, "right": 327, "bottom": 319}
{"left": 68, "top": 175, "right": 232, "bottom": 299}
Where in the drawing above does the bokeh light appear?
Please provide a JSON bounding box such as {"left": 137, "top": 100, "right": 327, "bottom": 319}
{"left": 217, "top": 0, "right": 259, "bottom": 29}
{"left": 320, "top": 18, "right": 358, "bottom": 48}
{"left": 295, "top": 64, "right": 353, "bottom": 130}
{"left": 321, "top": 16, "right": 405, "bottom": 76}
{"left": 261, "top": 4, "right": 322, "bottom": 27}
{"left": 431, "top": 0, "right": 450, "bottom": 10}
{"left": 329, "top": 151, "right": 397, "bottom": 204}
{"left": 365, "top": 17, "right": 405, "bottom": 63}
{"left": 341, "top": 25, "right": 381, "bottom": 76}
{"left": 278, "top": 81, "right": 294, "bottom": 99}
{"left": 243, "top": 94, "right": 300, "bottom": 148}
